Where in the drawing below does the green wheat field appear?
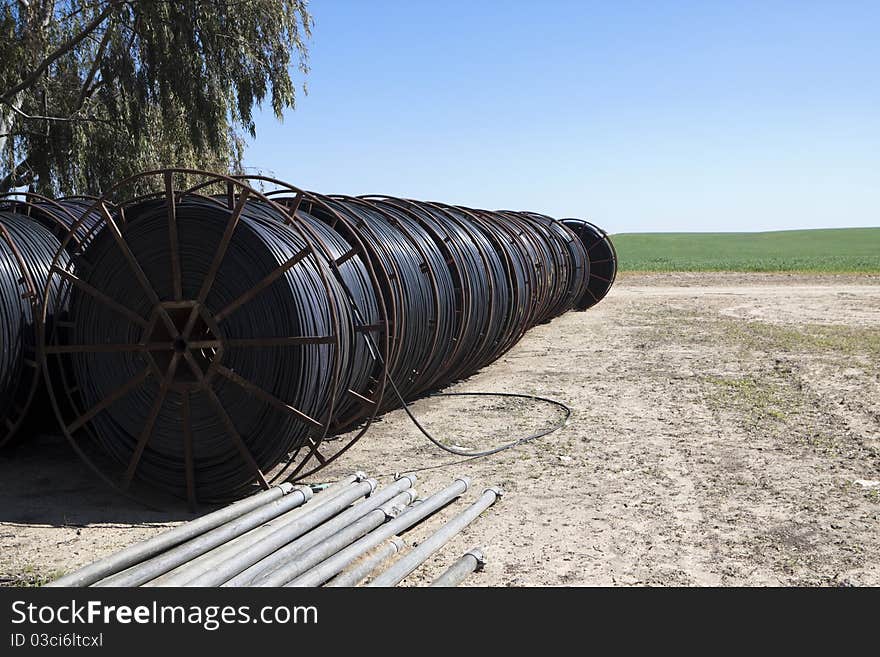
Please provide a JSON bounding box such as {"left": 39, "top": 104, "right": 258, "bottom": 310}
{"left": 613, "top": 227, "right": 880, "bottom": 273}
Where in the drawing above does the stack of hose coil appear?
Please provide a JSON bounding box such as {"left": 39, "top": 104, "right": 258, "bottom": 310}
{"left": 17, "top": 169, "right": 616, "bottom": 505}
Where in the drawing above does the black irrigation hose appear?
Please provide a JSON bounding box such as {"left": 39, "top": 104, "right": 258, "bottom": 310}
{"left": 323, "top": 196, "right": 443, "bottom": 403}
{"left": 298, "top": 201, "right": 578, "bottom": 464}
{"left": 246, "top": 198, "right": 381, "bottom": 428}
{"left": 62, "top": 195, "right": 352, "bottom": 501}
{"left": 29, "top": 196, "right": 105, "bottom": 249}
{"left": 560, "top": 218, "right": 618, "bottom": 310}
{"left": 38, "top": 170, "right": 615, "bottom": 503}
{"left": 0, "top": 211, "right": 68, "bottom": 447}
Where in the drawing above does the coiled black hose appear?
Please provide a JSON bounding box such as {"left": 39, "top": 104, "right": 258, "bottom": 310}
{"left": 28, "top": 196, "right": 105, "bottom": 249}
{"left": 560, "top": 218, "right": 618, "bottom": 309}
{"left": 244, "top": 197, "right": 381, "bottom": 428}
{"left": 60, "top": 194, "right": 352, "bottom": 501}
{"left": 0, "top": 211, "right": 68, "bottom": 446}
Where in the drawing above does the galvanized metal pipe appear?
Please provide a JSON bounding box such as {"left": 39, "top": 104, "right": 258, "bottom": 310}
{"left": 367, "top": 487, "right": 501, "bottom": 587}
{"left": 325, "top": 537, "right": 406, "bottom": 587}
{"left": 92, "top": 485, "right": 312, "bottom": 587}
{"left": 286, "top": 476, "right": 470, "bottom": 587}
{"left": 252, "top": 489, "right": 416, "bottom": 587}
{"left": 429, "top": 548, "right": 486, "bottom": 587}
{"left": 182, "top": 478, "right": 377, "bottom": 586}
{"left": 308, "top": 472, "right": 369, "bottom": 500}
{"left": 145, "top": 473, "right": 369, "bottom": 586}
{"left": 226, "top": 474, "right": 416, "bottom": 586}
{"left": 48, "top": 484, "right": 295, "bottom": 587}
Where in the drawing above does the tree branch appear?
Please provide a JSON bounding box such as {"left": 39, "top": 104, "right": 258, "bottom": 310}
{"left": 0, "top": 1, "right": 121, "bottom": 105}
{"left": 0, "top": 100, "right": 109, "bottom": 124}
{"left": 0, "top": 159, "right": 33, "bottom": 194}
{"left": 76, "top": 19, "right": 115, "bottom": 110}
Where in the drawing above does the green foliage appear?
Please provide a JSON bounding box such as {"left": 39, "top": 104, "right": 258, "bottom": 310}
{"left": 0, "top": 0, "right": 312, "bottom": 195}
{"left": 613, "top": 227, "right": 880, "bottom": 273}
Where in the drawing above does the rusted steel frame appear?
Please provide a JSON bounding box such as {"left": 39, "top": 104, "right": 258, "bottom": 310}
{"left": 38, "top": 169, "right": 339, "bottom": 505}
{"left": 213, "top": 364, "right": 323, "bottom": 428}
{"left": 65, "top": 366, "right": 152, "bottom": 433}
{"left": 96, "top": 202, "right": 179, "bottom": 342}
{"left": 213, "top": 247, "right": 310, "bottom": 323}
{"left": 179, "top": 349, "right": 269, "bottom": 490}
{"left": 258, "top": 209, "right": 348, "bottom": 482}
{"left": 50, "top": 266, "right": 149, "bottom": 328}
{"left": 194, "top": 188, "right": 251, "bottom": 308}
{"left": 0, "top": 223, "right": 38, "bottom": 303}
{"left": 164, "top": 171, "right": 183, "bottom": 301}
{"left": 122, "top": 352, "right": 182, "bottom": 488}
{"left": 177, "top": 174, "right": 350, "bottom": 489}
{"left": 332, "top": 194, "right": 446, "bottom": 395}
{"left": 174, "top": 174, "right": 352, "bottom": 489}
{"left": 317, "top": 196, "right": 405, "bottom": 386}
{"left": 359, "top": 195, "right": 472, "bottom": 390}
{"left": 272, "top": 189, "right": 391, "bottom": 433}
{"left": 182, "top": 175, "right": 359, "bottom": 485}
{"left": 426, "top": 202, "right": 503, "bottom": 377}
{"left": 38, "top": 279, "right": 162, "bottom": 508}
{"left": 239, "top": 189, "right": 390, "bottom": 478}
{"left": 0, "top": 192, "right": 87, "bottom": 248}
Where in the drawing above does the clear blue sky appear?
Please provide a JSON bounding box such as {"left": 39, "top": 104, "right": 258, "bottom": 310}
{"left": 243, "top": 1, "right": 879, "bottom": 233}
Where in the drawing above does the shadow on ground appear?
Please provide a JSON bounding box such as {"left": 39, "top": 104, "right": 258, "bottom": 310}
{"left": 0, "top": 433, "right": 194, "bottom": 527}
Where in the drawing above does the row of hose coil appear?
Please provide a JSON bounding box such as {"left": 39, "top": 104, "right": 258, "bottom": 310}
{"left": 0, "top": 170, "right": 616, "bottom": 505}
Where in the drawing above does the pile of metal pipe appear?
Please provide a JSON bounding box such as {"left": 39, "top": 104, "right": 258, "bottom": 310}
{"left": 1, "top": 169, "right": 616, "bottom": 504}
{"left": 48, "top": 472, "right": 499, "bottom": 587}
{"left": 366, "top": 487, "right": 500, "bottom": 587}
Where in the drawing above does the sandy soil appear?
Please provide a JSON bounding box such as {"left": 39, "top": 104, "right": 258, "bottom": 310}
{"left": 2, "top": 272, "right": 878, "bottom": 586}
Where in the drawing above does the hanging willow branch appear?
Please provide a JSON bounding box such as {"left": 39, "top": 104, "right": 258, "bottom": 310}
{"left": 0, "top": 0, "right": 313, "bottom": 195}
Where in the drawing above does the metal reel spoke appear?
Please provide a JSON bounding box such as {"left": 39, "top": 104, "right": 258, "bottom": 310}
{"left": 214, "top": 247, "right": 310, "bottom": 323}
{"left": 165, "top": 171, "right": 183, "bottom": 301}
{"left": 52, "top": 267, "right": 149, "bottom": 328}
{"left": 121, "top": 353, "right": 181, "bottom": 489}
{"left": 180, "top": 350, "right": 269, "bottom": 490}
{"left": 214, "top": 365, "right": 323, "bottom": 428}
{"left": 195, "top": 188, "right": 250, "bottom": 305}
{"left": 66, "top": 367, "right": 153, "bottom": 433}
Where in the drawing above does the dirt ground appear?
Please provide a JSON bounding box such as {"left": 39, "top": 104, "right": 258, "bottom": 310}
{"left": 2, "top": 272, "right": 879, "bottom": 586}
